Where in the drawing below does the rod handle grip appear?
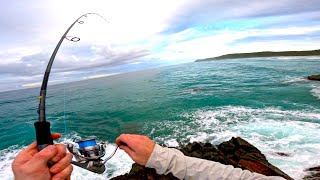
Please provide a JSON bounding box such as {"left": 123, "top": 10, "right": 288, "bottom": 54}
{"left": 34, "top": 121, "right": 54, "bottom": 150}
{"left": 34, "top": 121, "right": 55, "bottom": 167}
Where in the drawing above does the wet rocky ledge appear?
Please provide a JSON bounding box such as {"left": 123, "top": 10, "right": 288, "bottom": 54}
{"left": 112, "top": 137, "right": 317, "bottom": 180}
{"left": 307, "top": 74, "right": 320, "bottom": 81}
{"left": 303, "top": 166, "right": 320, "bottom": 179}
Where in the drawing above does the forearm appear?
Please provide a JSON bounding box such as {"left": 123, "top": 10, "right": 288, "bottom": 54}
{"left": 146, "top": 144, "right": 285, "bottom": 180}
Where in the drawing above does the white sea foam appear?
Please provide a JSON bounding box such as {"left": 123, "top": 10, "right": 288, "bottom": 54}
{"left": 0, "top": 134, "right": 133, "bottom": 180}
{"left": 311, "top": 85, "right": 320, "bottom": 99}
{"left": 144, "top": 106, "right": 320, "bottom": 179}
{"left": 0, "top": 145, "right": 19, "bottom": 179}
{"left": 282, "top": 76, "right": 308, "bottom": 83}
{"left": 192, "top": 107, "right": 320, "bottom": 179}
{"left": 164, "top": 139, "right": 179, "bottom": 147}
{"left": 282, "top": 76, "right": 320, "bottom": 100}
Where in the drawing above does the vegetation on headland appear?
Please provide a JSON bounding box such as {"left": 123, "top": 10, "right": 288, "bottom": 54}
{"left": 195, "top": 49, "right": 320, "bottom": 62}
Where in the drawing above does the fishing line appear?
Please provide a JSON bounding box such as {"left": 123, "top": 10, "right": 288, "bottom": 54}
{"left": 61, "top": 13, "right": 109, "bottom": 134}
{"left": 35, "top": 13, "right": 118, "bottom": 174}
{"left": 63, "top": 72, "right": 68, "bottom": 134}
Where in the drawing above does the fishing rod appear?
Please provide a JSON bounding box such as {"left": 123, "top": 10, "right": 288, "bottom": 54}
{"left": 35, "top": 13, "right": 117, "bottom": 174}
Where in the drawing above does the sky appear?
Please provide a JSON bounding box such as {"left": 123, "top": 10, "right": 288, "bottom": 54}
{"left": 1, "top": 0, "right": 320, "bottom": 92}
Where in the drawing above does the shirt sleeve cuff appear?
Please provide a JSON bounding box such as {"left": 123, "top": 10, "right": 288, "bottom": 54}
{"left": 145, "top": 144, "right": 169, "bottom": 174}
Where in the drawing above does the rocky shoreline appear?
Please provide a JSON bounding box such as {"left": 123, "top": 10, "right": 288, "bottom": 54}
{"left": 307, "top": 74, "right": 320, "bottom": 81}
{"left": 304, "top": 166, "right": 320, "bottom": 179}
{"left": 112, "top": 137, "right": 311, "bottom": 179}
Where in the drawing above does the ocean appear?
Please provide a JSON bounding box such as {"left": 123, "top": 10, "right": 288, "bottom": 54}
{"left": 0, "top": 58, "right": 319, "bottom": 179}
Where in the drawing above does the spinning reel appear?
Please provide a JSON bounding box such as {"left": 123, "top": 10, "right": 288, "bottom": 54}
{"left": 66, "top": 137, "right": 118, "bottom": 174}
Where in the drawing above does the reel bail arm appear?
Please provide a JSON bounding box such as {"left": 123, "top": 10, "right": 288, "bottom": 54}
{"left": 66, "top": 137, "right": 119, "bottom": 174}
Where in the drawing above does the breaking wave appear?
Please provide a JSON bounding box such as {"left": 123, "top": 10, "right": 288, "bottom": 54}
{"left": 311, "top": 85, "right": 320, "bottom": 99}
{"left": 144, "top": 106, "right": 320, "bottom": 179}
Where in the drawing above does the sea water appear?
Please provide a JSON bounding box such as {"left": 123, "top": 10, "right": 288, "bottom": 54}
{"left": 0, "top": 58, "right": 319, "bottom": 179}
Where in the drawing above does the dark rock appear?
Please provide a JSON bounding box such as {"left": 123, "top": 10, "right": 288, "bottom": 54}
{"left": 275, "top": 152, "right": 291, "bottom": 157}
{"left": 238, "top": 160, "right": 276, "bottom": 175}
{"left": 218, "top": 137, "right": 268, "bottom": 164}
{"left": 307, "top": 166, "right": 320, "bottom": 172}
{"left": 112, "top": 137, "right": 293, "bottom": 180}
{"left": 307, "top": 74, "right": 320, "bottom": 81}
{"left": 192, "top": 88, "right": 206, "bottom": 92}
{"left": 111, "top": 163, "right": 178, "bottom": 180}
{"left": 179, "top": 142, "right": 236, "bottom": 166}
{"left": 304, "top": 166, "right": 320, "bottom": 179}
{"left": 218, "top": 137, "right": 291, "bottom": 179}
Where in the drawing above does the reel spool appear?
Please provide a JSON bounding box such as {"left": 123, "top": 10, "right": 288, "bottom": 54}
{"left": 76, "top": 137, "right": 105, "bottom": 159}
{"left": 66, "top": 137, "right": 118, "bottom": 174}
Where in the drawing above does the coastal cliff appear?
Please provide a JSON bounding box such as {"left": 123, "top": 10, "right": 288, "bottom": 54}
{"left": 196, "top": 49, "right": 320, "bottom": 62}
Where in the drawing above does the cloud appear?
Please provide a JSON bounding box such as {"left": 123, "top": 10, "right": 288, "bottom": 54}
{"left": 150, "top": 25, "right": 320, "bottom": 61}
{"left": 163, "top": 0, "right": 320, "bottom": 33}
{"left": 232, "top": 31, "right": 320, "bottom": 45}
{"left": 2, "top": 0, "right": 320, "bottom": 47}
{"left": 0, "top": 44, "right": 150, "bottom": 76}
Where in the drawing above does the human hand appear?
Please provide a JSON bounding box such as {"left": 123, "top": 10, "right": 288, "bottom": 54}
{"left": 12, "top": 133, "right": 73, "bottom": 180}
{"left": 116, "top": 134, "right": 155, "bottom": 165}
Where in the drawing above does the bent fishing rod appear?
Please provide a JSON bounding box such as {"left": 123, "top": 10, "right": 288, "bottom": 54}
{"left": 35, "top": 13, "right": 117, "bottom": 174}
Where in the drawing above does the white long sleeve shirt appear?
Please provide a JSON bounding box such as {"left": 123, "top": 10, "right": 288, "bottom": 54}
{"left": 146, "top": 144, "right": 285, "bottom": 180}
